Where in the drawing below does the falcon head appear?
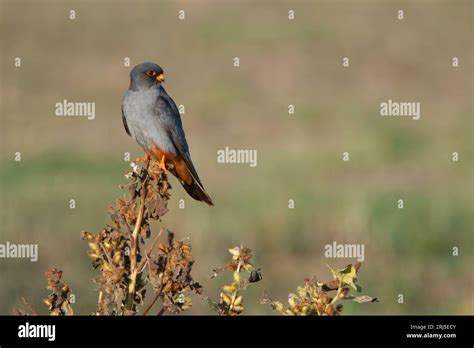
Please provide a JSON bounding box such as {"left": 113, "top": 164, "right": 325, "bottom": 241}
{"left": 129, "top": 62, "right": 165, "bottom": 90}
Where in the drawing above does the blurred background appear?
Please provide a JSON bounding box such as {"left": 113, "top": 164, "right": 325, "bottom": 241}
{"left": 0, "top": 0, "right": 472, "bottom": 315}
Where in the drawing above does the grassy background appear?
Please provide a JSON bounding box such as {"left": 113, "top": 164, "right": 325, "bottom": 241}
{"left": 0, "top": 0, "right": 472, "bottom": 315}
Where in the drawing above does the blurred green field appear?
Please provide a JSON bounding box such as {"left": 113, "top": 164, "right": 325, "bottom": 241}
{"left": 0, "top": 0, "right": 472, "bottom": 315}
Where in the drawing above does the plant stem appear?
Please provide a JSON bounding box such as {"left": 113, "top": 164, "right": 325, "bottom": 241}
{"left": 125, "top": 165, "right": 149, "bottom": 312}
{"left": 229, "top": 257, "right": 243, "bottom": 313}
{"left": 96, "top": 290, "right": 103, "bottom": 315}
{"left": 157, "top": 305, "right": 167, "bottom": 316}
{"left": 137, "top": 228, "right": 163, "bottom": 273}
{"left": 143, "top": 290, "right": 162, "bottom": 316}
{"left": 330, "top": 284, "right": 343, "bottom": 306}
{"left": 21, "top": 297, "right": 38, "bottom": 315}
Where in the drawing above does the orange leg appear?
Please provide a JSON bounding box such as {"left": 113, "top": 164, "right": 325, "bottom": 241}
{"left": 158, "top": 154, "right": 168, "bottom": 175}
{"left": 151, "top": 154, "right": 168, "bottom": 175}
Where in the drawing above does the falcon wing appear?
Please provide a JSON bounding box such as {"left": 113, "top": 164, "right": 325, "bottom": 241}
{"left": 154, "top": 89, "right": 204, "bottom": 186}
{"left": 121, "top": 105, "right": 131, "bottom": 136}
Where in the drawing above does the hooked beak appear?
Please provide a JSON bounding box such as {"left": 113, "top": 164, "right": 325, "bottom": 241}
{"left": 156, "top": 73, "right": 165, "bottom": 83}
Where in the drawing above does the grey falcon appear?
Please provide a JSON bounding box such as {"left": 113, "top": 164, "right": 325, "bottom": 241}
{"left": 121, "top": 62, "right": 213, "bottom": 206}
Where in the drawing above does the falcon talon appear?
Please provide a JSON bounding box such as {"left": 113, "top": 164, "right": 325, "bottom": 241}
{"left": 149, "top": 161, "right": 167, "bottom": 176}
{"left": 157, "top": 156, "right": 169, "bottom": 175}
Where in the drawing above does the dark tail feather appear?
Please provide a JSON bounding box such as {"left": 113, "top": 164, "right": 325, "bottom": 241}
{"left": 181, "top": 179, "right": 214, "bottom": 206}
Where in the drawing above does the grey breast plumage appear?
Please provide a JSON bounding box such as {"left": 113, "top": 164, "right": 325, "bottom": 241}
{"left": 122, "top": 86, "right": 177, "bottom": 155}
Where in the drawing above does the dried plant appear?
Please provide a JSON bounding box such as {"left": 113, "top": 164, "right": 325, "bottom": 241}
{"left": 14, "top": 268, "right": 73, "bottom": 316}
{"left": 81, "top": 159, "right": 201, "bottom": 315}
{"left": 14, "top": 158, "right": 376, "bottom": 317}
{"left": 42, "top": 268, "right": 74, "bottom": 316}
{"left": 262, "top": 263, "right": 377, "bottom": 316}
{"left": 206, "top": 245, "right": 262, "bottom": 315}
{"left": 143, "top": 230, "right": 202, "bottom": 315}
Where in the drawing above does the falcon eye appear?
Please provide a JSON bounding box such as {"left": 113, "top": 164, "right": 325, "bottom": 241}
{"left": 146, "top": 70, "right": 156, "bottom": 77}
